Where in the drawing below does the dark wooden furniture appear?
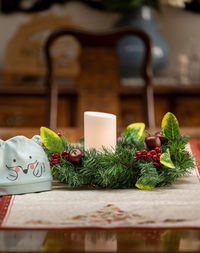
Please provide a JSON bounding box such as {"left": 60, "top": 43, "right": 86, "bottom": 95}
{"left": 1, "top": 79, "right": 200, "bottom": 129}
{"left": 44, "top": 27, "right": 155, "bottom": 130}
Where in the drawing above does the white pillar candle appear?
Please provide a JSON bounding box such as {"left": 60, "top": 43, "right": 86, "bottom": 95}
{"left": 84, "top": 111, "right": 116, "bottom": 151}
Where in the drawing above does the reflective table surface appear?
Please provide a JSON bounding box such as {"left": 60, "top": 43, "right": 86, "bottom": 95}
{"left": 1, "top": 229, "right": 200, "bottom": 252}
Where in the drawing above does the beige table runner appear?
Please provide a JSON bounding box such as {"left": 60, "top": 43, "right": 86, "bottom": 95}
{"left": 1, "top": 141, "right": 200, "bottom": 229}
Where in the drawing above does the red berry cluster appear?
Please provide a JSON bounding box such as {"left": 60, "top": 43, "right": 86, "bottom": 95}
{"left": 50, "top": 150, "right": 69, "bottom": 168}
{"left": 50, "top": 152, "right": 60, "bottom": 168}
{"left": 62, "top": 150, "right": 69, "bottom": 161}
{"left": 134, "top": 147, "right": 162, "bottom": 168}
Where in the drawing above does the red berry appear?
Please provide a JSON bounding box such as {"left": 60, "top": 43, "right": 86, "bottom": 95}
{"left": 57, "top": 132, "right": 62, "bottom": 137}
{"left": 186, "top": 151, "right": 190, "bottom": 156}
{"left": 155, "top": 147, "right": 161, "bottom": 153}
{"left": 150, "top": 150, "right": 156, "bottom": 155}
{"left": 142, "top": 155, "right": 147, "bottom": 159}
{"left": 53, "top": 158, "right": 59, "bottom": 164}
{"left": 62, "top": 150, "right": 68, "bottom": 155}
{"left": 54, "top": 153, "right": 60, "bottom": 158}
{"left": 135, "top": 151, "right": 142, "bottom": 157}
{"left": 142, "top": 149, "right": 147, "bottom": 155}
{"left": 154, "top": 162, "right": 160, "bottom": 168}
{"left": 152, "top": 155, "right": 158, "bottom": 161}
{"left": 147, "top": 153, "right": 152, "bottom": 159}
{"left": 64, "top": 155, "right": 69, "bottom": 161}
{"left": 134, "top": 156, "right": 138, "bottom": 162}
{"left": 157, "top": 153, "right": 162, "bottom": 158}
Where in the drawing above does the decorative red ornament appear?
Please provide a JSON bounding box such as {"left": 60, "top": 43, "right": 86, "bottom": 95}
{"left": 69, "top": 148, "right": 84, "bottom": 164}
{"left": 155, "top": 131, "right": 168, "bottom": 144}
{"left": 144, "top": 135, "right": 161, "bottom": 150}
{"left": 57, "top": 132, "right": 62, "bottom": 137}
{"left": 157, "top": 153, "right": 162, "bottom": 158}
{"left": 134, "top": 156, "right": 138, "bottom": 162}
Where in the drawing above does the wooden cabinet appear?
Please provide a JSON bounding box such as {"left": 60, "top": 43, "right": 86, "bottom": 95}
{"left": 0, "top": 94, "right": 72, "bottom": 127}
{"left": 0, "top": 83, "right": 200, "bottom": 128}
{"left": 120, "top": 85, "right": 200, "bottom": 128}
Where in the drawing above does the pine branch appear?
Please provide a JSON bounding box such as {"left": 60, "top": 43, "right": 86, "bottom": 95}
{"left": 44, "top": 126, "right": 195, "bottom": 190}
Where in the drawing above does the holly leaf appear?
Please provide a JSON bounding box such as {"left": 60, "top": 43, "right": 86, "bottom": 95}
{"left": 161, "top": 112, "right": 180, "bottom": 141}
{"left": 122, "top": 123, "right": 145, "bottom": 140}
{"left": 135, "top": 176, "right": 156, "bottom": 190}
{"left": 160, "top": 149, "right": 175, "bottom": 168}
{"left": 40, "top": 127, "right": 63, "bottom": 154}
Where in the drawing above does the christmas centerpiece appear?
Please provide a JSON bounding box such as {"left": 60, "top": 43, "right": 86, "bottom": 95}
{"left": 41, "top": 112, "right": 195, "bottom": 190}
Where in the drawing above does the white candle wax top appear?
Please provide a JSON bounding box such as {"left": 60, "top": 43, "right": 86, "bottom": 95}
{"left": 84, "top": 111, "right": 116, "bottom": 151}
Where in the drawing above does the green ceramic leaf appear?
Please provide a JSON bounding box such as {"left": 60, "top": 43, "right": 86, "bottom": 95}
{"left": 40, "top": 127, "right": 63, "bottom": 154}
{"left": 161, "top": 112, "right": 180, "bottom": 141}
{"left": 160, "top": 149, "right": 175, "bottom": 168}
{"left": 135, "top": 176, "right": 156, "bottom": 190}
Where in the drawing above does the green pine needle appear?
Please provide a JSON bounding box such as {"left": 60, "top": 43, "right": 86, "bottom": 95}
{"left": 44, "top": 129, "right": 195, "bottom": 190}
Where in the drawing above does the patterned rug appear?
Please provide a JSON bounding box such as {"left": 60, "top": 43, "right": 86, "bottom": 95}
{"left": 0, "top": 141, "right": 200, "bottom": 230}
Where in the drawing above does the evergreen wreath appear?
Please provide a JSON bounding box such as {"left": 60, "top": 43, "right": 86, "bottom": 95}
{"left": 40, "top": 112, "right": 195, "bottom": 190}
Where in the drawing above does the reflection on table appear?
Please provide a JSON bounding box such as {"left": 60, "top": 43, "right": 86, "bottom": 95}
{"left": 1, "top": 229, "right": 200, "bottom": 252}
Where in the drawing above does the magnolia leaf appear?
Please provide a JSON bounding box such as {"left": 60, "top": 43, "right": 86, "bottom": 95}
{"left": 40, "top": 127, "right": 63, "bottom": 154}
{"left": 160, "top": 149, "right": 175, "bottom": 168}
{"left": 161, "top": 112, "right": 180, "bottom": 141}
{"left": 122, "top": 122, "right": 145, "bottom": 140}
{"left": 135, "top": 176, "right": 156, "bottom": 190}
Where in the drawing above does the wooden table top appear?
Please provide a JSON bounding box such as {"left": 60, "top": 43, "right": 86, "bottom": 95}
{"left": 1, "top": 126, "right": 200, "bottom": 252}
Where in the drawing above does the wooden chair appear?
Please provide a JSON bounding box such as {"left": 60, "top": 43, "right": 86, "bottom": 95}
{"left": 44, "top": 27, "right": 155, "bottom": 130}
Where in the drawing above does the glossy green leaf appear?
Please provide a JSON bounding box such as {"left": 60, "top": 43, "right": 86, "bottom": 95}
{"left": 160, "top": 149, "right": 175, "bottom": 168}
{"left": 122, "top": 122, "right": 145, "bottom": 140}
{"left": 51, "top": 166, "right": 56, "bottom": 176}
{"left": 135, "top": 176, "right": 156, "bottom": 190}
{"left": 161, "top": 112, "right": 180, "bottom": 141}
{"left": 40, "top": 127, "right": 63, "bottom": 154}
